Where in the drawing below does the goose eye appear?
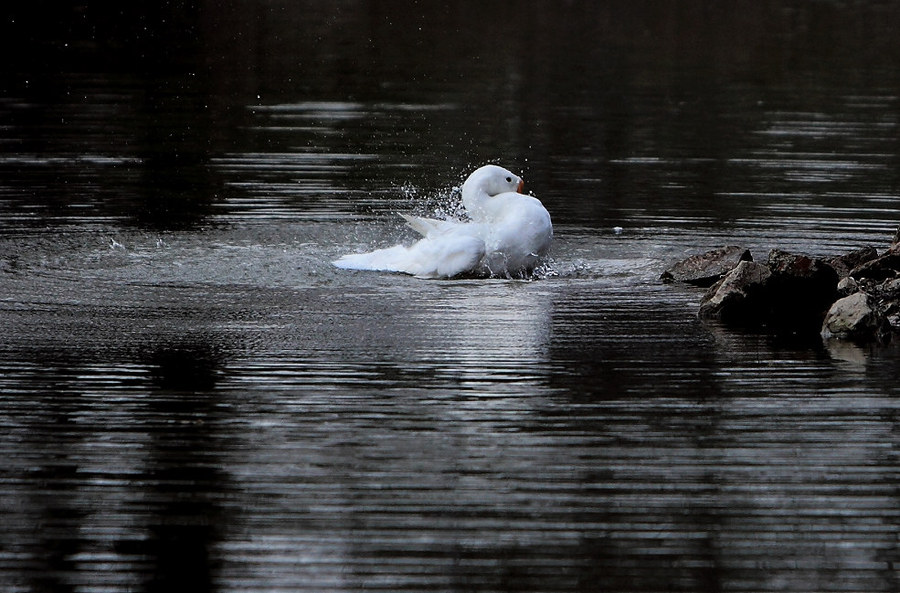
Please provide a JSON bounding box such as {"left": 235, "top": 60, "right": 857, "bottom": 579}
{"left": 505, "top": 176, "right": 512, "bottom": 182}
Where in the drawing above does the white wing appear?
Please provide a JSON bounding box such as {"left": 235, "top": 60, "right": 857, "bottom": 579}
{"left": 333, "top": 230, "right": 485, "bottom": 278}
{"left": 400, "top": 214, "right": 461, "bottom": 237}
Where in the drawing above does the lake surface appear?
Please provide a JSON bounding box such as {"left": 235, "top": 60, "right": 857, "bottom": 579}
{"left": 3, "top": 2, "right": 900, "bottom": 592}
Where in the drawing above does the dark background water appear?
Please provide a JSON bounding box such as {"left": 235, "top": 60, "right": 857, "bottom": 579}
{"left": 2, "top": 2, "right": 900, "bottom": 592}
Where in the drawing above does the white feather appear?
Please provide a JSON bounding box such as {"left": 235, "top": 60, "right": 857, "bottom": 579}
{"left": 333, "top": 165, "right": 552, "bottom": 278}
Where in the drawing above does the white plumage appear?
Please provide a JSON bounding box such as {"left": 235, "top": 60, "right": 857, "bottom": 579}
{"left": 333, "top": 165, "right": 553, "bottom": 278}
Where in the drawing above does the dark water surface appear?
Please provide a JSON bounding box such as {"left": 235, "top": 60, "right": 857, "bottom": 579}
{"left": 3, "top": 2, "right": 900, "bottom": 592}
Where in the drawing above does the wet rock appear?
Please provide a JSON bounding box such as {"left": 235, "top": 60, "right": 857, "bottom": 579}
{"left": 827, "top": 246, "right": 878, "bottom": 279}
{"left": 765, "top": 249, "right": 840, "bottom": 331}
{"left": 671, "top": 225, "right": 900, "bottom": 342}
{"left": 836, "top": 276, "right": 859, "bottom": 298}
{"left": 884, "top": 303, "right": 900, "bottom": 330}
{"left": 870, "top": 277, "right": 900, "bottom": 330}
{"left": 660, "top": 246, "right": 752, "bottom": 287}
{"left": 821, "top": 291, "right": 891, "bottom": 343}
{"left": 767, "top": 249, "right": 834, "bottom": 280}
{"left": 698, "top": 261, "right": 772, "bottom": 323}
{"left": 873, "top": 277, "right": 900, "bottom": 301}
{"left": 696, "top": 250, "right": 839, "bottom": 332}
{"left": 849, "top": 250, "right": 900, "bottom": 282}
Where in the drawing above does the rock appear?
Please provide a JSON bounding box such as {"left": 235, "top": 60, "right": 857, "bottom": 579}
{"left": 827, "top": 246, "right": 878, "bottom": 279}
{"left": 698, "top": 261, "right": 772, "bottom": 322}
{"left": 869, "top": 277, "right": 900, "bottom": 331}
{"left": 674, "top": 226, "right": 900, "bottom": 342}
{"left": 765, "top": 249, "right": 839, "bottom": 331}
{"left": 821, "top": 292, "right": 891, "bottom": 342}
{"left": 660, "top": 246, "right": 752, "bottom": 287}
{"left": 874, "top": 277, "right": 900, "bottom": 301}
{"left": 698, "top": 253, "right": 839, "bottom": 331}
{"left": 849, "top": 250, "right": 900, "bottom": 282}
{"left": 767, "top": 249, "right": 834, "bottom": 280}
{"left": 884, "top": 303, "right": 900, "bottom": 331}
{"left": 836, "top": 276, "right": 859, "bottom": 297}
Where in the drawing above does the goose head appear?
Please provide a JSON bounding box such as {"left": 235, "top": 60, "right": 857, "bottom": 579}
{"left": 461, "top": 165, "right": 524, "bottom": 216}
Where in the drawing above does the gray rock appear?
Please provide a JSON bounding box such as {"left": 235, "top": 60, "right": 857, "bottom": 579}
{"left": 821, "top": 291, "right": 891, "bottom": 342}
{"left": 767, "top": 249, "right": 835, "bottom": 281}
{"left": 660, "top": 246, "right": 752, "bottom": 287}
{"left": 828, "top": 246, "right": 878, "bottom": 279}
{"left": 698, "top": 261, "right": 772, "bottom": 322}
{"left": 849, "top": 250, "right": 900, "bottom": 282}
{"left": 674, "top": 228, "right": 900, "bottom": 341}
{"left": 874, "top": 277, "right": 900, "bottom": 301}
{"left": 884, "top": 304, "right": 900, "bottom": 331}
{"left": 870, "top": 277, "right": 900, "bottom": 331}
{"left": 765, "top": 249, "right": 839, "bottom": 330}
{"left": 836, "top": 276, "right": 859, "bottom": 297}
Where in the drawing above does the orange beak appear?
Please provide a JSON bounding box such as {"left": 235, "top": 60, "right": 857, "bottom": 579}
{"left": 517, "top": 179, "right": 525, "bottom": 194}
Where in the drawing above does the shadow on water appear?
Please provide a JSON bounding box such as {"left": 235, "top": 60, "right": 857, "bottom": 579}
{"left": 544, "top": 288, "right": 729, "bottom": 592}
{"left": 4, "top": 2, "right": 900, "bottom": 230}
{"left": 126, "top": 78, "right": 221, "bottom": 230}
{"left": 0, "top": 3, "right": 225, "bottom": 230}
{"left": 16, "top": 373, "right": 89, "bottom": 593}
{"left": 0, "top": 338, "right": 231, "bottom": 593}
{"left": 120, "top": 341, "right": 227, "bottom": 593}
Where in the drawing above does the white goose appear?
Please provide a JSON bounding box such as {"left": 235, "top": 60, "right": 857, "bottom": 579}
{"left": 333, "top": 165, "right": 553, "bottom": 278}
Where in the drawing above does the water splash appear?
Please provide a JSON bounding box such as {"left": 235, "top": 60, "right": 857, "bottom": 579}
{"left": 400, "top": 182, "right": 468, "bottom": 221}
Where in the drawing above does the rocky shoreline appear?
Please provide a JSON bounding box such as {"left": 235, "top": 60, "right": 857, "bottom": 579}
{"left": 661, "top": 227, "right": 900, "bottom": 343}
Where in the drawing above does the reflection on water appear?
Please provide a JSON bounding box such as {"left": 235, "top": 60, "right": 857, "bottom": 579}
{"left": 4, "top": 228, "right": 900, "bottom": 592}
{"left": 3, "top": 2, "right": 900, "bottom": 592}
